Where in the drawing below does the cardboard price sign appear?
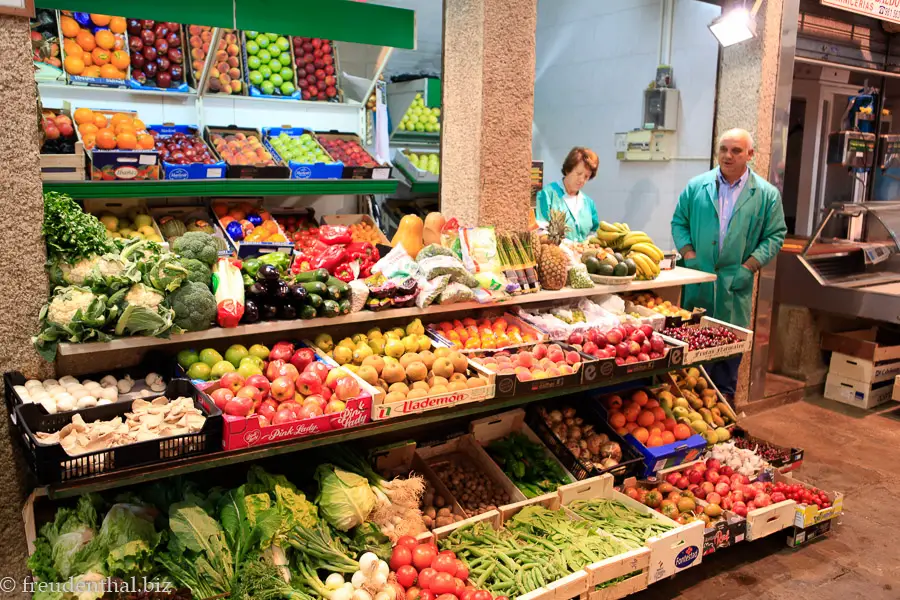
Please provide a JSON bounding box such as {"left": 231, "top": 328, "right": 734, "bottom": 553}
{"left": 821, "top": 0, "right": 900, "bottom": 25}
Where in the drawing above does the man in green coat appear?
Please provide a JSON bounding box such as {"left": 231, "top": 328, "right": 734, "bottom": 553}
{"left": 671, "top": 129, "right": 786, "bottom": 395}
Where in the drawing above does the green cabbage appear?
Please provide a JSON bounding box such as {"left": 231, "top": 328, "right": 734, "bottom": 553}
{"left": 314, "top": 465, "right": 376, "bottom": 531}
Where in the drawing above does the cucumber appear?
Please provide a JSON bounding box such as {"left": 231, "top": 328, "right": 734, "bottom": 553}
{"left": 299, "top": 305, "right": 317, "bottom": 320}
{"left": 326, "top": 276, "right": 350, "bottom": 296}
{"left": 338, "top": 299, "right": 351, "bottom": 315}
{"left": 322, "top": 299, "right": 340, "bottom": 317}
{"left": 294, "top": 269, "right": 330, "bottom": 283}
{"left": 301, "top": 281, "right": 328, "bottom": 296}
{"left": 326, "top": 285, "right": 344, "bottom": 301}
{"left": 307, "top": 293, "right": 323, "bottom": 308}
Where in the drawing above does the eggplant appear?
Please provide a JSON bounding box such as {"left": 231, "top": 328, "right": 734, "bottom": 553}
{"left": 247, "top": 282, "right": 268, "bottom": 298}
{"left": 256, "top": 264, "right": 280, "bottom": 282}
{"left": 289, "top": 284, "right": 309, "bottom": 303}
{"left": 273, "top": 279, "right": 290, "bottom": 300}
{"left": 278, "top": 303, "right": 298, "bottom": 320}
{"left": 259, "top": 302, "right": 279, "bottom": 321}
{"left": 241, "top": 299, "right": 260, "bottom": 323}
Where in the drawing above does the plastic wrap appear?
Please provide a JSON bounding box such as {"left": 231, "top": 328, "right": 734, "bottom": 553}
{"left": 416, "top": 275, "right": 451, "bottom": 309}
{"left": 212, "top": 257, "right": 245, "bottom": 328}
{"left": 438, "top": 282, "right": 475, "bottom": 304}
{"left": 418, "top": 255, "right": 478, "bottom": 287}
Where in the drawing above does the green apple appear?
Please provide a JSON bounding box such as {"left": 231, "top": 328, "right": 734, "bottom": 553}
{"left": 266, "top": 32, "right": 278, "bottom": 42}
{"left": 225, "top": 344, "right": 249, "bottom": 368}
{"left": 199, "top": 348, "right": 224, "bottom": 367}
{"left": 259, "top": 64, "right": 272, "bottom": 79}
{"left": 276, "top": 36, "right": 290, "bottom": 50}
{"left": 176, "top": 348, "right": 200, "bottom": 370}
{"left": 249, "top": 344, "right": 270, "bottom": 360}
{"left": 280, "top": 67, "right": 293, "bottom": 81}
{"left": 186, "top": 361, "right": 212, "bottom": 381}
{"left": 281, "top": 82, "right": 296, "bottom": 96}
{"left": 246, "top": 40, "right": 259, "bottom": 55}
{"left": 260, "top": 80, "right": 275, "bottom": 95}
{"left": 245, "top": 31, "right": 259, "bottom": 40}
{"left": 210, "top": 360, "right": 236, "bottom": 379}
{"left": 278, "top": 53, "right": 292, "bottom": 67}
{"left": 237, "top": 362, "right": 263, "bottom": 379}
{"left": 258, "top": 48, "right": 271, "bottom": 63}
{"left": 268, "top": 44, "right": 281, "bottom": 57}
{"left": 257, "top": 36, "right": 270, "bottom": 48}
{"left": 270, "top": 73, "right": 284, "bottom": 88}
{"left": 249, "top": 70, "right": 263, "bottom": 85}
{"left": 248, "top": 55, "right": 261, "bottom": 70}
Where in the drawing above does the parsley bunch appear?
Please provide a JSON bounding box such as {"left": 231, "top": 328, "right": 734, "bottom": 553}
{"left": 43, "top": 192, "right": 113, "bottom": 263}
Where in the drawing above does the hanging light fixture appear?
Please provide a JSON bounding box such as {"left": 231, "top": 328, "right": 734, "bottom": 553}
{"left": 708, "top": 0, "right": 764, "bottom": 47}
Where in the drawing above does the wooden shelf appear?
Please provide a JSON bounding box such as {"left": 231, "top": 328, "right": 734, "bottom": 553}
{"left": 55, "top": 267, "right": 714, "bottom": 358}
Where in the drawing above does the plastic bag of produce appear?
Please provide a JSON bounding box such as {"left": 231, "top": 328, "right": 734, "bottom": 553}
{"left": 459, "top": 226, "right": 503, "bottom": 275}
{"left": 348, "top": 280, "right": 369, "bottom": 312}
{"left": 567, "top": 264, "right": 594, "bottom": 289}
{"left": 416, "top": 275, "right": 451, "bottom": 309}
{"left": 418, "top": 255, "right": 479, "bottom": 287}
{"left": 438, "top": 282, "right": 475, "bottom": 305}
{"left": 416, "top": 244, "right": 455, "bottom": 261}
{"left": 372, "top": 244, "right": 421, "bottom": 280}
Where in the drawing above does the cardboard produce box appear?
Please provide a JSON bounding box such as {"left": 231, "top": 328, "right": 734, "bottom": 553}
{"left": 660, "top": 316, "right": 753, "bottom": 365}
{"left": 71, "top": 107, "right": 160, "bottom": 180}
{"left": 148, "top": 124, "right": 227, "bottom": 180}
{"left": 316, "top": 131, "right": 392, "bottom": 180}
{"left": 320, "top": 214, "right": 390, "bottom": 245}
{"left": 467, "top": 342, "right": 600, "bottom": 398}
{"left": 211, "top": 198, "right": 294, "bottom": 258}
{"left": 824, "top": 373, "right": 893, "bottom": 409}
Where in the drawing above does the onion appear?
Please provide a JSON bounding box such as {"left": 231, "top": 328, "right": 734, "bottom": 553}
{"left": 562, "top": 407, "right": 576, "bottom": 419}
{"left": 548, "top": 410, "right": 563, "bottom": 423}
{"left": 600, "top": 441, "right": 622, "bottom": 461}
{"left": 352, "top": 590, "right": 373, "bottom": 600}
{"left": 375, "top": 592, "right": 392, "bottom": 600}
{"left": 331, "top": 586, "right": 354, "bottom": 600}
{"left": 351, "top": 571, "right": 367, "bottom": 589}
{"left": 326, "top": 574, "right": 346, "bottom": 590}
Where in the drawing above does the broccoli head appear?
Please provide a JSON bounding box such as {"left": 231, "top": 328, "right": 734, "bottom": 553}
{"left": 169, "top": 281, "right": 217, "bottom": 332}
{"left": 178, "top": 257, "right": 212, "bottom": 287}
{"left": 172, "top": 232, "right": 218, "bottom": 266}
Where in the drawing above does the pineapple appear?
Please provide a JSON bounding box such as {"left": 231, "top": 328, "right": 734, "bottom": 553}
{"left": 538, "top": 210, "right": 570, "bottom": 290}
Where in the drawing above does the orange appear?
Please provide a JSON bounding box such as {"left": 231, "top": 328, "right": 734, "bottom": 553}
{"left": 645, "top": 399, "right": 659, "bottom": 408}
{"left": 63, "top": 39, "right": 83, "bottom": 58}
{"left": 661, "top": 431, "right": 676, "bottom": 445}
{"left": 606, "top": 394, "right": 623, "bottom": 410}
{"left": 632, "top": 390, "right": 649, "bottom": 406}
{"left": 213, "top": 203, "right": 229, "bottom": 217}
{"left": 82, "top": 66, "right": 102, "bottom": 78}
{"left": 652, "top": 407, "right": 666, "bottom": 422}
{"left": 93, "top": 113, "right": 109, "bottom": 128}
{"left": 82, "top": 133, "right": 96, "bottom": 149}
{"left": 623, "top": 404, "right": 641, "bottom": 423}
{"left": 649, "top": 422, "right": 665, "bottom": 433}
{"left": 646, "top": 435, "right": 663, "bottom": 448}
{"left": 673, "top": 423, "right": 692, "bottom": 441}
{"left": 632, "top": 427, "right": 650, "bottom": 444}
{"left": 110, "top": 50, "right": 129, "bottom": 70}
{"left": 79, "top": 123, "right": 99, "bottom": 137}
{"left": 90, "top": 14, "right": 111, "bottom": 26}
{"left": 625, "top": 422, "right": 639, "bottom": 433}
{"left": 95, "top": 30, "right": 115, "bottom": 50}
{"left": 109, "top": 17, "right": 126, "bottom": 34}
{"left": 91, "top": 48, "right": 110, "bottom": 66}
{"left": 60, "top": 16, "right": 80, "bottom": 38}
{"left": 73, "top": 107, "right": 95, "bottom": 125}
{"left": 636, "top": 410, "right": 655, "bottom": 428}
{"left": 115, "top": 123, "right": 135, "bottom": 136}
{"left": 75, "top": 30, "right": 96, "bottom": 51}
{"left": 81, "top": 53, "right": 93, "bottom": 67}
{"left": 110, "top": 113, "right": 132, "bottom": 127}
{"left": 609, "top": 411, "right": 626, "bottom": 429}
{"left": 63, "top": 55, "right": 85, "bottom": 75}
{"left": 99, "top": 64, "right": 120, "bottom": 79}
{"left": 116, "top": 132, "right": 137, "bottom": 150}
{"left": 137, "top": 134, "right": 155, "bottom": 150}
{"left": 95, "top": 129, "right": 117, "bottom": 149}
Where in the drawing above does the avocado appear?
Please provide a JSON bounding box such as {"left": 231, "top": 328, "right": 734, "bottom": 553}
{"left": 624, "top": 258, "right": 637, "bottom": 276}
{"left": 598, "top": 263, "right": 615, "bottom": 276}
{"left": 614, "top": 252, "right": 625, "bottom": 263}
{"left": 613, "top": 262, "right": 628, "bottom": 277}
{"left": 585, "top": 256, "right": 602, "bottom": 274}
{"left": 600, "top": 255, "right": 618, "bottom": 268}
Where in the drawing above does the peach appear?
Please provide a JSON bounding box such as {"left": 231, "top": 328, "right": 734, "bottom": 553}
{"left": 565, "top": 351, "right": 581, "bottom": 365}
{"left": 227, "top": 43, "right": 239, "bottom": 56}
{"left": 548, "top": 349, "right": 565, "bottom": 363}
{"left": 515, "top": 351, "right": 534, "bottom": 368}
{"left": 515, "top": 368, "right": 533, "bottom": 382}
{"left": 558, "top": 364, "right": 574, "bottom": 375}
{"left": 532, "top": 370, "right": 547, "bottom": 379}
{"left": 546, "top": 367, "right": 561, "bottom": 377}
{"left": 532, "top": 343, "right": 548, "bottom": 359}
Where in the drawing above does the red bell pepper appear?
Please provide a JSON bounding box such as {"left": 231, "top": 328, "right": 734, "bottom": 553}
{"left": 318, "top": 225, "right": 352, "bottom": 245}
{"left": 311, "top": 245, "right": 348, "bottom": 272}
{"left": 346, "top": 241, "right": 378, "bottom": 261}
{"left": 333, "top": 262, "right": 356, "bottom": 282}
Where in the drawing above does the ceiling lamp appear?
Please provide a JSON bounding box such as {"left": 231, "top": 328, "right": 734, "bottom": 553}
{"left": 708, "top": 0, "right": 763, "bottom": 47}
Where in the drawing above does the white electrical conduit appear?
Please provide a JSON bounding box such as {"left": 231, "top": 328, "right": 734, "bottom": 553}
{"left": 659, "top": 0, "right": 675, "bottom": 66}
{"left": 796, "top": 55, "right": 900, "bottom": 80}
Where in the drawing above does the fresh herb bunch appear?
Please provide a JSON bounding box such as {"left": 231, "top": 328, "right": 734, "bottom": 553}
{"left": 487, "top": 432, "right": 570, "bottom": 498}
{"left": 42, "top": 192, "right": 114, "bottom": 263}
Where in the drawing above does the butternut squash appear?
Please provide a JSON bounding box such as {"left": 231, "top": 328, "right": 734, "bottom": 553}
{"left": 392, "top": 214, "right": 424, "bottom": 257}
{"left": 422, "top": 212, "right": 445, "bottom": 246}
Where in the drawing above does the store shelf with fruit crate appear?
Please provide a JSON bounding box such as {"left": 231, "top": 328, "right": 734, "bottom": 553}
{"left": 387, "top": 78, "right": 442, "bottom": 143}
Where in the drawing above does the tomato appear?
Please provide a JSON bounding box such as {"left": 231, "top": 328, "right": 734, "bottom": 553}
{"left": 473, "top": 591, "right": 492, "bottom": 600}
{"left": 495, "top": 596, "right": 509, "bottom": 600}
{"left": 391, "top": 546, "right": 413, "bottom": 571}
{"left": 407, "top": 588, "right": 422, "bottom": 600}
{"left": 453, "top": 579, "right": 465, "bottom": 598}
{"left": 396, "top": 565, "right": 418, "bottom": 589}
{"left": 418, "top": 568, "right": 438, "bottom": 590}
{"left": 454, "top": 560, "right": 469, "bottom": 581}
{"left": 431, "top": 573, "right": 456, "bottom": 595}
{"left": 397, "top": 536, "right": 419, "bottom": 550}
{"left": 460, "top": 590, "right": 476, "bottom": 600}
{"left": 413, "top": 545, "right": 438, "bottom": 571}
{"left": 420, "top": 591, "right": 436, "bottom": 600}
{"left": 438, "top": 550, "right": 457, "bottom": 559}
{"left": 432, "top": 554, "right": 458, "bottom": 576}
{"left": 436, "top": 595, "right": 458, "bottom": 600}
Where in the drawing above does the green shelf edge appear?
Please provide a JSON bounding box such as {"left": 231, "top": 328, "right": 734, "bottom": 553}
{"left": 39, "top": 360, "right": 720, "bottom": 499}
{"left": 42, "top": 179, "right": 399, "bottom": 199}
{"left": 394, "top": 162, "right": 439, "bottom": 194}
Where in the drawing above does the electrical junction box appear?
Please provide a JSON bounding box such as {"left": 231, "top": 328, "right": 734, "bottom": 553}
{"left": 619, "top": 130, "right": 677, "bottom": 161}
{"left": 644, "top": 88, "right": 679, "bottom": 130}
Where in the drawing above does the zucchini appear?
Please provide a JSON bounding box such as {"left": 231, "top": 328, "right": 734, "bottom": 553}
{"left": 338, "top": 299, "right": 351, "bottom": 315}
{"left": 307, "top": 293, "right": 323, "bottom": 308}
{"left": 322, "top": 299, "right": 340, "bottom": 317}
{"left": 326, "top": 276, "right": 350, "bottom": 295}
{"left": 299, "top": 305, "right": 317, "bottom": 320}
{"left": 294, "top": 269, "right": 330, "bottom": 283}
{"left": 300, "top": 281, "right": 328, "bottom": 296}
{"left": 326, "top": 285, "right": 344, "bottom": 301}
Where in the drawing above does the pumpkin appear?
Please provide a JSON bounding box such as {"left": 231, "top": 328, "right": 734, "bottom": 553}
{"left": 392, "top": 214, "right": 424, "bottom": 257}
{"left": 423, "top": 212, "right": 445, "bottom": 246}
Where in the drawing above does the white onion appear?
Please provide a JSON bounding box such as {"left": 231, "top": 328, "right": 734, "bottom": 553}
{"left": 370, "top": 572, "right": 387, "bottom": 589}
{"left": 71, "top": 388, "right": 91, "bottom": 400}
{"left": 351, "top": 590, "right": 373, "bottom": 600}
{"left": 358, "top": 553, "right": 379, "bottom": 575}
{"left": 97, "top": 399, "right": 113, "bottom": 406}
{"left": 376, "top": 561, "right": 389, "bottom": 579}
{"left": 24, "top": 379, "right": 42, "bottom": 390}
{"left": 374, "top": 592, "right": 392, "bottom": 600}
{"left": 331, "top": 586, "right": 353, "bottom": 600}
{"left": 351, "top": 571, "right": 367, "bottom": 589}
{"left": 325, "top": 574, "right": 345, "bottom": 590}
{"left": 117, "top": 376, "right": 134, "bottom": 393}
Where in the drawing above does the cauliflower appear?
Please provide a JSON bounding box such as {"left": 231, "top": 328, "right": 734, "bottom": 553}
{"left": 51, "top": 255, "right": 130, "bottom": 290}
{"left": 47, "top": 287, "right": 101, "bottom": 327}
{"left": 124, "top": 283, "right": 164, "bottom": 309}
{"left": 169, "top": 281, "right": 217, "bottom": 332}
{"left": 173, "top": 231, "right": 218, "bottom": 266}
{"left": 35, "top": 286, "right": 113, "bottom": 360}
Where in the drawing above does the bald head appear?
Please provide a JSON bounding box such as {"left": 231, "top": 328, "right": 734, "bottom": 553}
{"left": 717, "top": 128, "right": 755, "bottom": 182}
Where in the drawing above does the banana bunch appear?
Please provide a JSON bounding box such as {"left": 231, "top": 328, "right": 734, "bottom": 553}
{"left": 590, "top": 221, "right": 631, "bottom": 247}
{"left": 628, "top": 250, "right": 661, "bottom": 280}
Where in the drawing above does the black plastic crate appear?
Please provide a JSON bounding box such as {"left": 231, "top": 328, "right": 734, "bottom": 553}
{"left": 526, "top": 398, "right": 644, "bottom": 484}
{"left": 15, "top": 379, "right": 222, "bottom": 485}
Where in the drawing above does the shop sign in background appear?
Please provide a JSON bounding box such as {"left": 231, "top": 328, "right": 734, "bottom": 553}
{"left": 821, "top": 0, "right": 900, "bottom": 26}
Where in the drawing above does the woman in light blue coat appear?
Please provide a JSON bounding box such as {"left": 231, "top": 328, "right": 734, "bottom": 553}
{"left": 536, "top": 147, "right": 600, "bottom": 242}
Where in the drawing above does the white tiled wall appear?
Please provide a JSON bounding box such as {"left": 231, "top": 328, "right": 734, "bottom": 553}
{"left": 533, "top": 0, "right": 721, "bottom": 250}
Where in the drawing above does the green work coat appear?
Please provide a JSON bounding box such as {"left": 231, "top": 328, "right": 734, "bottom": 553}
{"left": 671, "top": 169, "right": 786, "bottom": 328}
{"left": 536, "top": 181, "right": 600, "bottom": 242}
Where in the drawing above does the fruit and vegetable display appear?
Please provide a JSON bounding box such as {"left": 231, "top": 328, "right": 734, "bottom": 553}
{"left": 92, "top": 208, "right": 163, "bottom": 243}
{"left": 625, "top": 292, "right": 696, "bottom": 321}
{"left": 567, "top": 323, "right": 669, "bottom": 365}
{"left": 267, "top": 131, "right": 336, "bottom": 164}
{"left": 704, "top": 442, "right": 769, "bottom": 478}
{"left": 621, "top": 477, "right": 725, "bottom": 525}
{"left": 244, "top": 31, "right": 296, "bottom": 96}
{"left": 242, "top": 259, "right": 351, "bottom": 323}
{"left": 662, "top": 325, "right": 740, "bottom": 351}
{"left": 403, "top": 150, "right": 440, "bottom": 175}
{"left": 292, "top": 36, "right": 339, "bottom": 101}
{"left": 438, "top": 506, "right": 632, "bottom": 596}
{"left": 60, "top": 12, "right": 130, "bottom": 81}
{"left": 568, "top": 497, "right": 677, "bottom": 543}
{"left": 209, "top": 129, "right": 278, "bottom": 166}
{"left": 156, "top": 212, "right": 229, "bottom": 254}
{"left": 429, "top": 453, "right": 512, "bottom": 515}
{"left": 150, "top": 127, "right": 219, "bottom": 165}
{"left": 288, "top": 223, "right": 381, "bottom": 282}
{"left": 125, "top": 18, "right": 185, "bottom": 89}
{"left": 589, "top": 221, "right": 664, "bottom": 281}
{"left": 603, "top": 389, "right": 709, "bottom": 447}
{"left": 319, "top": 136, "right": 380, "bottom": 168}
{"left": 669, "top": 367, "right": 739, "bottom": 425}
{"left": 732, "top": 430, "right": 794, "bottom": 464}
{"left": 397, "top": 93, "right": 441, "bottom": 134}
{"left": 429, "top": 316, "right": 543, "bottom": 351}
{"left": 212, "top": 201, "right": 288, "bottom": 244}
{"left": 187, "top": 26, "right": 243, "bottom": 94}
{"left": 31, "top": 9, "right": 62, "bottom": 71}
{"left": 12, "top": 372, "right": 166, "bottom": 413}
{"left": 580, "top": 247, "right": 637, "bottom": 279}
{"left": 418, "top": 480, "right": 466, "bottom": 529}
{"left": 74, "top": 108, "right": 154, "bottom": 151}
{"left": 40, "top": 110, "right": 77, "bottom": 153}
{"left": 388, "top": 539, "right": 507, "bottom": 600}
{"left": 535, "top": 405, "right": 626, "bottom": 474}
{"left": 471, "top": 343, "right": 583, "bottom": 382}
{"left": 484, "top": 432, "right": 571, "bottom": 497}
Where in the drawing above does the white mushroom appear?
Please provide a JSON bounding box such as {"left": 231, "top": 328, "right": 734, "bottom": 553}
{"left": 70, "top": 387, "right": 91, "bottom": 400}
{"left": 97, "top": 398, "right": 113, "bottom": 406}
{"left": 84, "top": 382, "right": 103, "bottom": 395}
{"left": 117, "top": 375, "right": 134, "bottom": 393}
{"left": 100, "top": 375, "right": 118, "bottom": 388}
{"left": 63, "top": 380, "right": 81, "bottom": 390}
{"left": 145, "top": 373, "right": 166, "bottom": 392}
{"left": 56, "top": 395, "right": 76, "bottom": 412}
{"left": 24, "top": 380, "right": 43, "bottom": 391}
{"left": 58, "top": 376, "right": 78, "bottom": 386}
{"left": 76, "top": 396, "right": 98, "bottom": 409}
{"left": 42, "top": 378, "right": 60, "bottom": 388}
{"left": 39, "top": 399, "right": 57, "bottom": 414}
{"left": 13, "top": 385, "right": 30, "bottom": 400}
{"left": 98, "top": 387, "right": 118, "bottom": 402}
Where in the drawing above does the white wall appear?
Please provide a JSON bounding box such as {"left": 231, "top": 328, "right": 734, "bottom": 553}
{"left": 532, "top": 0, "right": 720, "bottom": 250}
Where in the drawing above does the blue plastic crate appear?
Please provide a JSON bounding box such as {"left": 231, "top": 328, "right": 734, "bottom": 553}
{"left": 261, "top": 127, "right": 343, "bottom": 179}
{"left": 148, "top": 124, "right": 227, "bottom": 180}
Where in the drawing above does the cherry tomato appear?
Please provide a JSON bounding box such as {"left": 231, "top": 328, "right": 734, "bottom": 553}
{"left": 418, "top": 568, "right": 438, "bottom": 590}
{"left": 454, "top": 560, "right": 469, "bottom": 581}
{"left": 420, "top": 591, "right": 436, "bottom": 600}
{"left": 495, "top": 596, "right": 509, "bottom": 600}
{"left": 413, "top": 545, "right": 438, "bottom": 571}
{"left": 391, "top": 546, "right": 413, "bottom": 571}
{"left": 432, "top": 554, "right": 458, "bottom": 576}
{"left": 397, "top": 535, "right": 419, "bottom": 550}
{"left": 473, "top": 591, "right": 492, "bottom": 600}
{"left": 407, "top": 588, "right": 422, "bottom": 600}
{"left": 396, "top": 565, "right": 418, "bottom": 589}
{"left": 431, "top": 573, "right": 456, "bottom": 595}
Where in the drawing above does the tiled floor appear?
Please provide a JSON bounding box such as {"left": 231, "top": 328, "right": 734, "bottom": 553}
{"left": 632, "top": 395, "right": 900, "bottom": 599}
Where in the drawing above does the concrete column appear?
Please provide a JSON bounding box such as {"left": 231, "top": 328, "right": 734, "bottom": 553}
{"left": 441, "top": 0, "right": 536, "bottom": 230}
{"left": 0, "top": 14, "right": 51, "bottom": 588}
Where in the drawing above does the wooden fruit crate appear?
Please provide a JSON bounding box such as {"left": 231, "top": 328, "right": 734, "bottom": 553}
{"left": 40, "top": 141, "right": 85, "bottom": 181}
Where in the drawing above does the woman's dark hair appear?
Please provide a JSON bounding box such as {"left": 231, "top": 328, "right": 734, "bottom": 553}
{"left": 562, "top": 147, "right": 599, "bottom": 179}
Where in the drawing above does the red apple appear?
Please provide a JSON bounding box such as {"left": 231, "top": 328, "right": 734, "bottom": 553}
{"left": 688, "top": 470, "right": 703, "bottom": 485}
{"left": 582, "top": 341, "right": 598, "bottom": 355}
{"left": 277, "top": 363, "right": 300, "bottom": 382}
{"left": 627, "top": 340, "right": 642, "bottom": 355}
{"left": 639, "top": 324, "right": 655, "bottom": 338}
{"left": 622, "top": 323, "right": 636, "bottom": 336}
{"left": 290, "top": 347, "right": 315, "bottom": 372}
{"left": 266, "top": 359, "right": 286, "bottom": 381}
{"left": 304, "top": 361, "right": 329, "bottom": 382}
{"left": 220, "top": 371, "right": 245, "bottom": 394}
{"left": 625, "top": 356, "right": 638, "bottom": 364}
{"left": 715, "top": 482, "right": 731, "bottom": 496}
{"left": 269, "top": 342, "right": 294, "bottom": 361}
{"left": 615, "top": 357, "right": 626, "bottom": 366}
{"left": 720, "top": 465, "right": 734, "bottom": 476}
{"left": 606, "top": 329, "right": 624, "bottom": 345}
{"left": 304, "top": 394, "right": 326, "bottom": 409}
{"left": 706, "top": 458, "right": 722, "bottom": 471}
{"left": 273, "top": 407, "right": 296, "bottom": 425}
{"left": 257, "top": 399, "right": 278, "bottom": 420}
{"left": 676, "top": 476, "right": 690, "bottom": 489}
{"left": 224, "top": 395, "right": 253, "bottom": 417}
{"left": 630, "top": 330, "right": 646, "bottom": 345}
{"left": 666, "top": 472, "right": 681, "bottom": 486}
{"left": 567, "top": 332, "right": 584, "bottom": 345}
{"left": 335, "top": 376, "right": 360, "bottom": 401}
{"left": 705, "top": 469, "right": 720, "bottom": 484}
{"left": 732, "top": 501, "right": 748, "bottom": 517}
{"left": 210, "top": 388, "right": 233, "bottom": 411}
{"left": 298, "top": 401, "right": 324, "bottom": 419}
{"left": 324, "top": 399, "right": 346, "bottom": 414}
{"left": 641, "top": 340, "right": 652, "bottom": 354}
{"left": 297, "top": 371, "right": 323, "bottom": 395}
{"left": 650, "top": 334, "right": 666, "bottom": 353}
{"left": 246, "top": 374, "right": 270, "bottom": 396}
{"left": 706, "top": 492, "right": 722, "bottom": 505}
{"left": 270, "top": 376, "right": 295, "bottom": 402}
{"left": 615, "top": 342, "right": 631, "bottom": 359}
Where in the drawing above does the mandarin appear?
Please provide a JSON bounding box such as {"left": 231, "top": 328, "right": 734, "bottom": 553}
{"left": 632, "top": 427, "right": 650, "bottom": 444}
{"left": 99, "top": 64, "right": 120, "bottom": 79}
{"left": 95, "top": 30, "right": 115, "bottom": 50}
{"left": 73, "top": 108, "right": 95, "bottom": 125}
{"left": 60, "top": 16, "right": 80, "bottom": 38}
{"left": 116, "top": 132, "right": 137, "bottom": 150}
{"left": 63, "top": 55, "right": 85, "bottom": 74}
{"left": 609, "top": 411, "right": 626, "bottom": 429}
{"left": 93, "top": 113, "right": 109, "bottom": 128}
{"left": 63, "top": 39, "right": 82, "bottom": 58}
{"left": 95, "top": 129, "right": 116, "bottom": 149}
{"left": 137, "top": 134, "right": 155, "bottom": 149}
{"left": 110, "top": 50, "right": 129, "bottom": 70}
{"left": 109, "top": 17, "right": 126, "bottom": 34}
{"left": 90, "top": 14, "right": 111, "bottom": 26}
{"left": 82, "top": 133, "right": 96, "bottom": 149}
{"left": 78, "top": 123, "right": 99, "bottom": 137}
{"left": 636, "top": 410, "right": 655, "bottom": 427}
{"left": 81, "top": 53, "right": 93, "bottom": 67}
{"left": 661, "top": 430, "right": 676, "bottom": 444}
{"left": 632, "top": 390, "right": 649, "bottom": 406}
{"left": 91, "top": 48, "right": 110, "bottom": 66}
